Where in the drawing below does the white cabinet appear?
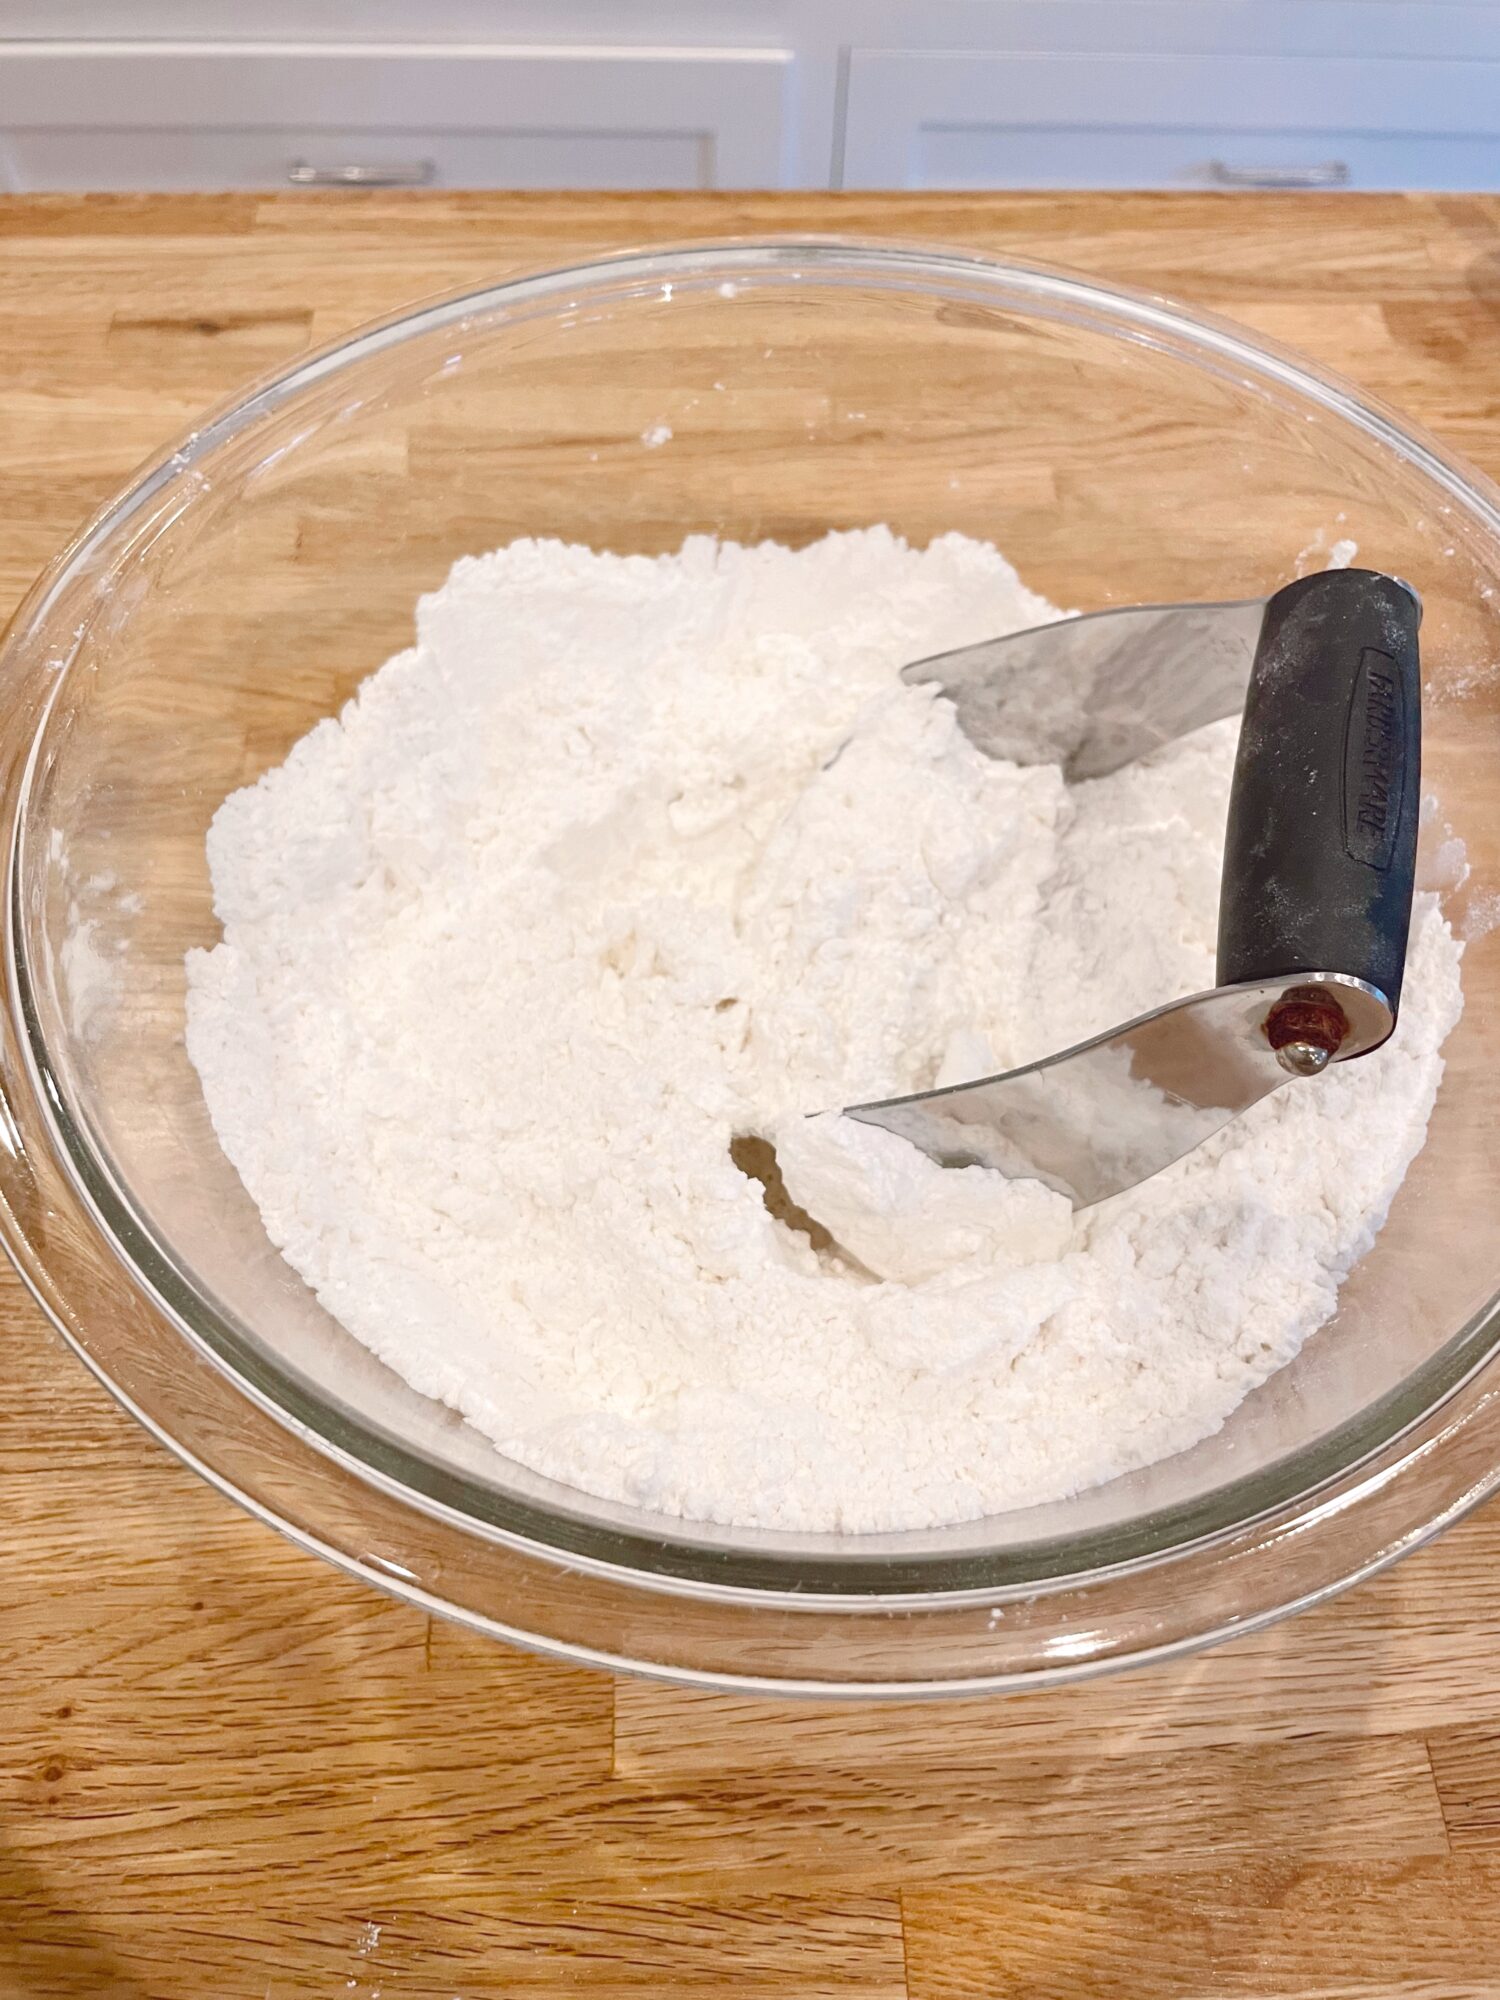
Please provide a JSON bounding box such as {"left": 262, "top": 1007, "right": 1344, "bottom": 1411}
{"left": 841, "top": 47, "right": 1500, "bottom": 192}
{"left": 5, "top": 5, "right": 1500, "bottom": 194}
{"left": 0, "top": 42, "right": 793, "bottom": 192}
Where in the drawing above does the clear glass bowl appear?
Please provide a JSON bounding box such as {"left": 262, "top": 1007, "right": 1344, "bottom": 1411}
{"left": 3, "top": 238, "right": 1500, "bottom": 1695}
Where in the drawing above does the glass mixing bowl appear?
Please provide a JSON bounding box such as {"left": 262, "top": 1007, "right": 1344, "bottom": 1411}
{"left": 3, "top": 238, "right": 1499, "bottom": 1695}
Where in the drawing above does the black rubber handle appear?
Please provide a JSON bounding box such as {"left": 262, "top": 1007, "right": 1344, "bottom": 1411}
{"left": 1215, "top": 568, "right": 1421, "bottom": 1018}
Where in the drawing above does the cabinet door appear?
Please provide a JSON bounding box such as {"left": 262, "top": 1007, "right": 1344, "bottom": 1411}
{"left": 842, "top": 49, "right": 1500, "bottom": 191}
{"left": 0, "top": 42, "right": 793, "bottom": 191}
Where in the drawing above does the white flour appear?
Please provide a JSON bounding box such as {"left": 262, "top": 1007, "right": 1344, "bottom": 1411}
{"left": 185, "top": 530, "right": 1464, "bottom": 1532}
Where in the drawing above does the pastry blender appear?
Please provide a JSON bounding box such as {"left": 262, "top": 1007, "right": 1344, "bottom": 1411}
{"left": 843, "top": 569, "right": 1422, "bottom": 1206}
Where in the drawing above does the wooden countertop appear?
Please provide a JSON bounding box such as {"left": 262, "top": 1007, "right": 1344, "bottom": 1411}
{"left": 5, "top": 190, "right": 1500, "bottom": 2000}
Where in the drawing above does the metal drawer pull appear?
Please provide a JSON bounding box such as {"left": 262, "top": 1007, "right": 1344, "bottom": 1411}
{"left": 1207, "top": 159, "right": 1350, "bottom": 189}
{"left": 287, "top": 159, "right": 436, "bottom": 188}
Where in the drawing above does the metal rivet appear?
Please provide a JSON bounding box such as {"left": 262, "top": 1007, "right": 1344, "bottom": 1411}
{"left": 1265, "top": 990, "right": 1348, "bottom": 1074}
{"left": 1276, "top": 1040, "right": 1333, "bottom": 1077}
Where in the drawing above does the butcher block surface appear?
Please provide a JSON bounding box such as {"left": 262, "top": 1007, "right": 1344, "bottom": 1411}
{"left": 4, "top": 189, "right": 1500, "bottom": 1999}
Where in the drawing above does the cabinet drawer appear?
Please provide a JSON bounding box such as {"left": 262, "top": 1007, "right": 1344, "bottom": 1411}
{"left": 1, "top": 123, "right": 716, "bottom": 194}
{"left": 0, "top": 41, "right": 793, "bottom": 191}
{"left": 842, "top": 49, "right": 1500, "bottom": 191}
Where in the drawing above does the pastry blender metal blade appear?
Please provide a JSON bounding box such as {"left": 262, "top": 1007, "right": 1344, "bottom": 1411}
{"left": 841, "top": 570, "right": 1422, "bottom": 1208}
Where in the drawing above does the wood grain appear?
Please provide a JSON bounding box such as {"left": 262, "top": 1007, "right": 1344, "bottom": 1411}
{"left": 4, "top": 1901, "right": 911, "bottom": 2000}
{"left": 3, "top": 189, "right": 1500, "bottom": 1998}
{"left": 902, "top": 1861, "right": 1500, "bottom": 2000}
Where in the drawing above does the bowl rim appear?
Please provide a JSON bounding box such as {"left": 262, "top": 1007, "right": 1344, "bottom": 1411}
{"left": 4, "top": 232, "right": 1500, "bottom": 1688}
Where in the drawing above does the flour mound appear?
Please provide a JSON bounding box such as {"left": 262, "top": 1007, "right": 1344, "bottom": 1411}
{"left": 185, "top": 530, "right": 1464, "bottom": 1532}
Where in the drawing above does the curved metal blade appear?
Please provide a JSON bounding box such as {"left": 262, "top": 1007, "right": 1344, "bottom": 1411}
{"left": 844, "top": 975, "right": 1392, "bottom": 1210}
{"left": 903, "top": 597, "right": 1267, "bottom": 780}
